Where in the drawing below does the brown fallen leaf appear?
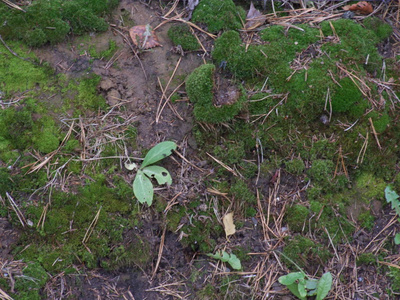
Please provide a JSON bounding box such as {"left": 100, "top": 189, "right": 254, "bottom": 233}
{"left": 343, "top": 1, "right": 373, "bottom": 15}
{"left": 129, "top": 24, "right": 162, "bottom": 50}
{"left": 244, "top": 2, "right": 267, "bottom": 30}
{"left": 223, "top": 212, "right": 236, "bottom": 238}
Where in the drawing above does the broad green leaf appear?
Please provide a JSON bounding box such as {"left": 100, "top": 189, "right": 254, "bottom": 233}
{"left": 207, "top": 251, "right": 242, "bottom": 270}
{"left": 298, "top": 280, "right": 307, "bottom": 298}
{"left": 221, "top": 251, "right": 230, "bottom": 262}
{"left": 305, "top": 279, "right": 318, "bottom": 290}
{"left": 142, "top": 166, "right": 172, "bottom": 185}
{"left": 141, "top": 141, "right": 177, "bottom": 168}
{"left": 133, "top": 170, "right": 154, "bottom": 206}
{"left": 227, "top": 253, "right": 241, "bottom": 270}
{"left": 395, "top": 233, "right": 400, "bottom": 245}
{"left": 385, "top": 186, "right": 400, "bottom": 216}
{"left": 286, "top": 283, "right": 306, "bottom": 300}
{"left": 279, "top": 272, "right": 305, "bottom": 285}
{"left": 316, "top": 272, "right": 332, "bottom": 300}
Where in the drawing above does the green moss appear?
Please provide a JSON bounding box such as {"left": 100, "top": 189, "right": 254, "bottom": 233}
{"left": 185, "top": 64, "right": 244, "bottom": 123}
{"left": 0, "top": 43, "right": 49, "bottom": 93}
{"left": 363, "top": 17, "right": 393, "bottom": 40}
{"left": 68, "top": 74, "right": 107, "bottom": 111}
{"left": 356, "top": 252, "right": 376, "bottom": 266}
{"left": 331, "top": 77, "right": 364, "bottom": 116}
{"left": 0, "top": 0, "right": 117, "bottom": 47}
{"left": 282, "top": 235, "right": 331, "bottom": 270}
{"left": 285, "top": 204, "right": 309, "bottom": 232}
{"left": 390, "top": 267, "right": 400, "bottom": 292}
{"left": 354, "top": 173, "right": 386, "bottom": 202}
{"left": 368, "top": 111, "right": 391, "bottom": 133}
{"left": 192, "top": 0, "right": 245, "bottom": 33}
{"left": 230, "top": 179, "right": 256, "bottom": 204}
{"left": 358, "top": 211, "right": 375, "bottom": 231}
{"left": 212, "top": 31, "right": 268, "bottom": 79}
{"left": 88, "top": 40, "right": 118, "bottom": 60}
{"left": 168, "top": 24, "right": 199, "bottom": 51}
{"left": 32, "top": 116, "right": 61, "bottom": 153}
{"left": 285, "top": 159, "right": 305, "bottom": 175}
{"left": 307, "top": 159, "right": 334, "bottom": 186}
{"left": 15, "top": 262, "right": 48, "bottom": 291}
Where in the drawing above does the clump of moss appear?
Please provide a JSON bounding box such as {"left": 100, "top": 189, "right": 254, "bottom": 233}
{"left": 285, "top": 204, "right": 309, "bottom": 232}
{"left": 356, "top": 252, "right": 376, "bottom": 266}
{"left": 168, "top": 24, "right": 199, "bottom": 51}
{"left": 0, "top": 43, "right": 49, "bottom": 93}
{"left": 354, "top": 173, "right": 386, "bottom": 202}
{"left": 192, "top": 0, "right": 245, "bottom": 33}
{"left": 185, "top": 64, "right": 244, "bottom": 123}
{"left": 331, "top": 77, "right": 364, "bottom": 116}
{"left": 13, "top": 262, "right": 48, "bottom": 299}
{"left": 285, "top": 158, "right": 305, "bottom": 175}
{"left": 0, "top": 0, "right": 118, "bottom": 47}
{"left": 32, "top": 116, "right": 61, "bottom": 153}
{"left": 212, "top": 31, "right": 268, "bottom": 79}
{"left": 358, "top": 210, "right": 375, "bottom": 230}
{"left": 67, "top": 74, "right": 107, "bottom": 111}
{"left": 282, "top": 235, "right": 331, "bottom": 270}
{"left": 307, "top": 159, "right": 334, "bottom": 186}
{"left": 363, "top": 17, "right": 393, "bottom": 40}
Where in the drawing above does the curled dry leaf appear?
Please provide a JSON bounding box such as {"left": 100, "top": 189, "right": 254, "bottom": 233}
{"left": 245, "top": 2, "right": 266, "bottom": 30}
{"left": 343, "top": 1, "right": 373, "bottom": 15}
{"left": 223, "top": 212, "right": 236, "bottom": 238}
{"left": 129, "top": 24, "right": 162, "bottom": 49}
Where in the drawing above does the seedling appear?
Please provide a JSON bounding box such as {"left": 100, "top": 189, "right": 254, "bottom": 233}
{"left": 125, "top": 141, "right": 177, "bottom": 206}
{"left": 385, "top": 186, "right": 400, "bottom": 244}
{"left": 207, "top": 250, "right": 242, "bottom": 270}
{"left": 278, "top": 271, "right": 332, "bottom": 300}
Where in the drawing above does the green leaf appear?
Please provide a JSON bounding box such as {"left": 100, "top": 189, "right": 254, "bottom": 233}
{"left": 305, "top": 279, "right": 318, "bottom": 290}
{"left": 385, "top": 186, "right": 400, "bottom": 216}
{"left": 316, "top": 272, "right": 332, "bottom": 300}
{"left": 142, "top": 166, "right": 172, "bottom": 185}
{"left": 227, "top": 253, "right": 241, "bottom": 270}
{"left": 207, "top": 251, "right": 242, "bottom": 270}
{"left": 395, "top": 233, "right": 400, "bottom": 245}
{"left": 141, "top": 141, "right": 177, "bottom": 168}
{"left": 298, "top": 280, "right": 307, "bottom": 298}
{"left": 286, "top": 283, "right": 306, "bottom": 300}
{"left": 278, "top": 272, "right": 305, "bottom": 286}
{"left": 133, "top": 170, "right": 154, "bottom": 206}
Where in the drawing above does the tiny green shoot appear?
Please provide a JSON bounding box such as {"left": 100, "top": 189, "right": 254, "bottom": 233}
{"left": 126, "top": 141, "right": 177, "bottom": 206}
{"left": 207, "top": 250, "right": 242, "bottom": 270}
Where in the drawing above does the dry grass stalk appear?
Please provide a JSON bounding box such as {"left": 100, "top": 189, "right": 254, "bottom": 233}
{"left": 206, "top": 153, "right": 238, "bottom": 177}
{"left": 146, "top": 281, "right": 188, "bottom": 299}
{"left": 82, "top": 206, "right": 102, "bottom": 245}
{"left": 26, "top": 121, "right": 74, "bottom": 174}
{"left": 368, "top": 117, "right": 382, "bottom": 150}
{"left": 6, "top": 192, "right": 27, "bottom": 227}
{"left": 151, "top": 224, "right": 167, "bottom": 279}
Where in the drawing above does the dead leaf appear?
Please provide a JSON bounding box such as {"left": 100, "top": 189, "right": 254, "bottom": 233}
{"left": 343, "top": 1, "right": 373, "bottom": 15}
{"left": 244, "top": 2, "right": 267, "bottom": 30}
{"left": 223, "top": 212, "right": 236, "bottom": 238}
{"left": 129, "top": 25, "right": 162, "bottom": 50}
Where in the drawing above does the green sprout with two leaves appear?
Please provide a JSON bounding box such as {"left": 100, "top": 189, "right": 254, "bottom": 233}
{"left": 125, "top": 141, "right": 177, "bottom": 206}
{"left": 279, "top": 271, "right": 332, "bottom": 300}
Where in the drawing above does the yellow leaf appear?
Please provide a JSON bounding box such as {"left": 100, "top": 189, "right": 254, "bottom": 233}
{"left": 223, "top": 212, "right": 236, "bottom": 238}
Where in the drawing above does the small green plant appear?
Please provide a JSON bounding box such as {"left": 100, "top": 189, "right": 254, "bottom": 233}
{"left": 278, "top": 271, "right": 332, "bottom": 300}
{"left": 207, "top": 250, "right": 242, "bottom": 270}
{"left": 385, "top": 186, "right": 400, "bottom": 244}
{"left": 126, "top": 141, "right": 177, "bottom": 206}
